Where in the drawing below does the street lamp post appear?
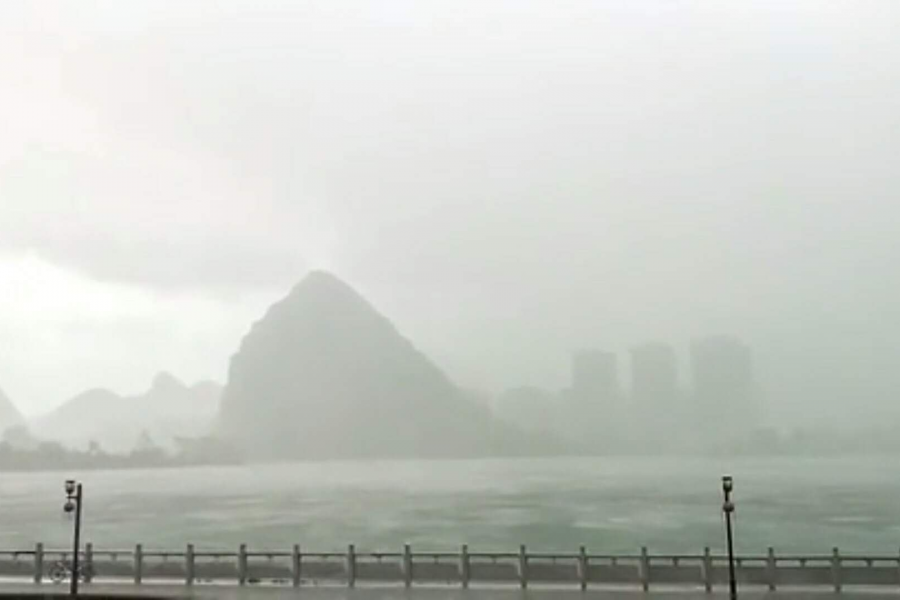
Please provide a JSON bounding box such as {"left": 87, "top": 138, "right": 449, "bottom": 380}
{"left": 722, "top": 475, "right": 736, "bottom": 600}
{"left": 64, "top": 479, "right": 83, "bottom": 597}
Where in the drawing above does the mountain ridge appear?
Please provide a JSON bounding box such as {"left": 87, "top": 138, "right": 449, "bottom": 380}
{"left": 219, "top": 270, "right": 545, "bottom": 459}
{"left": 30, "top": 374, "right": 222, "bottom": 451}
{"left": 0, "top": 386, "right": 24, "bottom": 433}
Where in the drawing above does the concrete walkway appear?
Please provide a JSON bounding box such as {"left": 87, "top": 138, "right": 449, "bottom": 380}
{"left": 1, "top": 583, "right": 899, "bottom": 600}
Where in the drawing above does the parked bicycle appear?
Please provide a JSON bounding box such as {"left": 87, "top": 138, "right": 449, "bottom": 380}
{"left": 48, "top": 560, "right": 93, "bottom": 584}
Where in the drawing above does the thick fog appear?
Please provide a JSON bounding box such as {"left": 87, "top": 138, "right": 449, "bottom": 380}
{"left": 1, "top": 1, "right": 899, "bottom": 427}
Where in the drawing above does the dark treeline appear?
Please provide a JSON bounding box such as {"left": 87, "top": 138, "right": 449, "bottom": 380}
{"left": 0, "top": 433, "right": 241, "bottom": 472}
{"left": 716, "top": 425, "right": 900, "bottom": 457}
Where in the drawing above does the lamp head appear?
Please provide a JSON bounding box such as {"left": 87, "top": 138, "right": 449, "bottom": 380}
{"left": 65, "top": 479, "right": 76, "bottom": 495}
{"left": 722, "top": 475, "right": 733, "bottom": 493}
{"left": 64, "top": 499, "right": 75, "bottom": 513}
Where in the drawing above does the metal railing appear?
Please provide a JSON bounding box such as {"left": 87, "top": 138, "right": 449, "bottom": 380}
{"left": 2, "top": 543, "right": 899, "bottom": 590}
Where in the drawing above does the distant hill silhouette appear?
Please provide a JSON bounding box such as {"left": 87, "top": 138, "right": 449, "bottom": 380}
{"left": 30, "top": 373, "right": 221, "bottom": 452}
{"left": 0, "top": 386, "right": 24, "bottom": 433}
{"left": 219, "top": 271, "right": 548, "bottom": 459}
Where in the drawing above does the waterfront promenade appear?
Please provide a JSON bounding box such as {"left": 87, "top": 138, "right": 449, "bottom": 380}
{"left": 2, "top": 544, "right": 900, "bottom": 595}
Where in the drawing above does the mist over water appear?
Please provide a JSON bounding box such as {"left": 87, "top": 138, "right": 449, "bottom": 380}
{"left": 2, "top": 457, "right": 898, "bottom": 554}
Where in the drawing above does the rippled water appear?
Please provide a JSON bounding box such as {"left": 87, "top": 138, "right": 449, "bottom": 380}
{"left": 1, "top": 457, "right": 898, "bottom": 554}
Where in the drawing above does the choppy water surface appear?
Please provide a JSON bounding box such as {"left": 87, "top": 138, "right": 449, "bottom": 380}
{"left": 1, "top": 457, "right": 897, "bottom": 553}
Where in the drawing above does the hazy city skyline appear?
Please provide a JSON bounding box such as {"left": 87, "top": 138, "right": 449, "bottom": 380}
{"left": 2, "top": 1, "right": 899, "bottom": 431}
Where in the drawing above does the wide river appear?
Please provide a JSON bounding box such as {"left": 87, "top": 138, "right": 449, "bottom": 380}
{"left": 0, "top": 457, "right": 897, "bottom": 554}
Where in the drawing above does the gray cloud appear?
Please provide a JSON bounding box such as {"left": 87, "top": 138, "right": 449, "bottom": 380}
{"left": 2, "top": 1, "right": 900, "bottom": 421}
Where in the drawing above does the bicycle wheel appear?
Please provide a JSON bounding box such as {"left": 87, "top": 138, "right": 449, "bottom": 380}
{"left": 48, "top": 564, "right": 68, "bottom": 584}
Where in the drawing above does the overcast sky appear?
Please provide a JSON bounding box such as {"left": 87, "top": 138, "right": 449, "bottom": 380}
{"left": 2, "top": 1, "right": 899, "bottom": 422}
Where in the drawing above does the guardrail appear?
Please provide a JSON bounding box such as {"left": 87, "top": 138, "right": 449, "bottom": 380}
{"left": 1, "top": 544, "right": 899, "bottom": 590}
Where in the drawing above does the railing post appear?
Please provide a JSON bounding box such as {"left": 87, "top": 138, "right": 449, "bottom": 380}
{"left": 577, "top": 545, "right": 588, "bottom": 591}
{"left": 33, "top": 542, "right": 43, "bottom": 584}
{"left": 402, "top": 543, "right": 412, "bottom": 587}
{"left": 459, "top": 544, "right": 469, "bottom": 588}
{"left": 238, "top": 544, "right": 248, "bottom": 585}
{"left": 185, "top": 544, "right": 195, "bottom": 586}
{"left": 832, "top": 547, "right": 842, "bottom": 592}
{"left": 639, "top": 546, "right": 650, "bottom": 591}
{"left": 292, "top": 544, "right": 301, "bottom": 587}
{"left": 84, "top": 542, "right": 93, "bottom": 583}
{"left": 134, "top": 544, "right": 143, "bottom": 584}
{"left": 701, "top": 546, "right": 712, "bottom": 592}
{"left": 766, "top": 547, "right": 776, "bottom": 591}
{"left": 346, "top": 544, "right": 356, "bottom": 588}
{"left": 518, "top": 544, "right": 528, "bottom": 589}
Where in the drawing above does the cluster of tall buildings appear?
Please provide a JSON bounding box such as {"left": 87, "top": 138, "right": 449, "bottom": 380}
{"left": 496, "top": 335, "right": 760, "bottom": 453}
{"left": 565, "top": 335, "right": 759, "bottom": 448}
